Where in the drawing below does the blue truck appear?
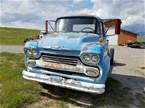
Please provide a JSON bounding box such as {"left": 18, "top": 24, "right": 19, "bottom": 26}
{"left": 22, "top": 15, "right": 121, "bottom": 94}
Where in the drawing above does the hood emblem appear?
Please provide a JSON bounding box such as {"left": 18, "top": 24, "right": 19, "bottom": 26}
{"left": 42, "top": 45, "right": 73, "bottom": 50}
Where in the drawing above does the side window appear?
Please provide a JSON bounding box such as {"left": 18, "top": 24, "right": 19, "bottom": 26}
{"left": 96, "top": 22, "right": 101, "bottom": 35}
{"left": 98, "top": 22, "right": 104, "bottom": 36}
{"left": 96, "top": 21, "right": 105, "bottom": 36}
{"left": 96, "top": 22, "right": 100, "bottom": 34}
{"left": 101, "top": 22, "right": 105, "bottom": 37}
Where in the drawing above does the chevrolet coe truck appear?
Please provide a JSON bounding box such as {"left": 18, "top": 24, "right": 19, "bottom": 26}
{"left": 22, "top": 15, "right": 121, "bottom": 94}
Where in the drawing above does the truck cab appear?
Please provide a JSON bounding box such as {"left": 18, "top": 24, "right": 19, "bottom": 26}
{"left": 22, "top": 15, "right": 121, "bottom": 94}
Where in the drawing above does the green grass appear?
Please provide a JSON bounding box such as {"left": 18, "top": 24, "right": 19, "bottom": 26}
{"left": 0, "top": 53, "right": 41, "bottom": 108}
{"left": 0, "top": 27, "right": 40, "bottom": 45}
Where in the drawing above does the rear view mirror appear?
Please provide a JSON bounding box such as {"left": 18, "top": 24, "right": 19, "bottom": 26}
{"left": 24, "top": 37, "right": 33, "bottom": 43}
{"left": 104, "top": 19, "right": 121, "bottom": 35}
{"left": 24, "top": 34, "right": 40, "bottom": 43}
{"left": 45, "top": 20, "right": 56, "bottom": 34}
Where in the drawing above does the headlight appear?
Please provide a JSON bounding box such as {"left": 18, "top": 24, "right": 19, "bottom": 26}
{"left": 91, "top": 55, "right": 100, "bottom": 63}
{"left": 81, "top": 53, "right": 100, "bottom": 65}
{"left": 82, "top": 54, "right": 90, "bottom": 62}
{"left": 25, "top": 48, "right": 40, "bottom": 58}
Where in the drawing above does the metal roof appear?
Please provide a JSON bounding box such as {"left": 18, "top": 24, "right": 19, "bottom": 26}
{"left": 56, "top": 15, "right": 103, "bottom": 22}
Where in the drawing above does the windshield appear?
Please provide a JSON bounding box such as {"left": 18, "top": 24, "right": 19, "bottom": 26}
{"left": 56, "top": 17, "right": 98, "bottom": 33}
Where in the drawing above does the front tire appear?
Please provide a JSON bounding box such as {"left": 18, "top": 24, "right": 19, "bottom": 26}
{"left": 39, "top": 83, "right": 49, "bottom": 89}
{"left": 109, "top": 48, "right": 114, "bottom": 65}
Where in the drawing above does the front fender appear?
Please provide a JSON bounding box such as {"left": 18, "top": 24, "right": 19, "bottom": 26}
{"left": 80, "top": 43, "right": 110, "bottom": 84}
{"left": 24, "top": 40, "right": 39, "bottom": 49}
{"left": 80, "top": 43, "right": 105, "bottom": 59}
{"left": 98, "top": 55, "right": 110, "bottom": 83}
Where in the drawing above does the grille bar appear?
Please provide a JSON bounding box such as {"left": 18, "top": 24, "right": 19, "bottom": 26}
{"left": 42, "top": 54, "right": 79, "bottom": 66}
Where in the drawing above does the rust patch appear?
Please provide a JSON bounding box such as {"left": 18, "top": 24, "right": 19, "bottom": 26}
{"left": 41, "top": 61, "right": 83, "bottom": 73}
{"left": 43, "top": 62, "right": 66, "bottom": 69}
{"left": 82, "top": 47, "right": 89, "bottom": 51}
{"left": 82, "top": 40, "right": 104, "bottom": 51}
{"left": 82, "top": 42, "right": 98, "bottom": 51}
{"left": 99, "top": 38, "right": 104, "bottom": 43}
{"left": 75, "top": 66, "right": 81, "bottom": 72}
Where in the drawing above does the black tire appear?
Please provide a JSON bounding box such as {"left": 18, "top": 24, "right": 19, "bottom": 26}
{"left": 110, "top": 48, "right": 114, "bottom": 65}
{"left": 39, "top": 83, "right": 49, "bottom": 89}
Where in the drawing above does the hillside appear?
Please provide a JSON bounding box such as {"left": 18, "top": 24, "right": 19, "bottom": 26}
{"left": 0, "top": 27, "right": 40, "bottom": 45}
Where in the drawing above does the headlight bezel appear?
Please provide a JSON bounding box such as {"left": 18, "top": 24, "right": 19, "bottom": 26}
{"left": 24, "top": 48, "right": 40, "bottom": 59}
{"left": 80, "top": 53, "right": 100, "bottom": 66}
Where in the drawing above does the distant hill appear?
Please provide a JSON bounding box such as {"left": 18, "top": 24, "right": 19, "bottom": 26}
{"left": 138, "top": 32, "right": 145, "bottom": 36}
{"left": 0, "top": 27, "right": 40, "bottom": 45}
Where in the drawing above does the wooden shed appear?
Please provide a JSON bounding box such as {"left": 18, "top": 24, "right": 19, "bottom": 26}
{"left": 118, "top": 30, "right": 137, "bottom": 45}
{"left": 108, "top": 29, "right": 137, "bottom": 46}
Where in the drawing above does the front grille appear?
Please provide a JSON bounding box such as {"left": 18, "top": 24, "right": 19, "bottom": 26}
{"left": 42, "top": 54, "right": 79, "bottom": 66}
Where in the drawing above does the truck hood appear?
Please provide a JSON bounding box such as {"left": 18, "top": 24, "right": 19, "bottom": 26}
{"left": 25, "top": 32, "right": 104, "bottom": 56}
{"left": 38, "top": 32, "right": 99, "bottom": 50}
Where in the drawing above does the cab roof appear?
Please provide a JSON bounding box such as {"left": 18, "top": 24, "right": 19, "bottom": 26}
{"left": 56, "top": 15, "right": 103, "bottom": 22}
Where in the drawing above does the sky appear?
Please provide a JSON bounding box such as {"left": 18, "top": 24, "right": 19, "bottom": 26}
{"left": 0, "top": 0, "right": 145, "bottom": 34}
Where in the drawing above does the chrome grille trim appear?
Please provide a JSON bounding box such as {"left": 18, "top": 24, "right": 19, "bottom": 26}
{"left": 42, "top": 54, "right": 79, "bottom": 66}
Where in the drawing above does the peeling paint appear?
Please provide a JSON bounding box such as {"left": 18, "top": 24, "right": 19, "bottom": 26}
{"left": 37, "top": 60, "right": 85, "bottom": 74}
{"left": 23, "top": 16, "right": 116, "bottom": 91}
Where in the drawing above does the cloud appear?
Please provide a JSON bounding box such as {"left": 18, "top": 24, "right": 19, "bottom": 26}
{"left": 1, "top": 0, "right": 72, "bottom": 29}
{"left": 75, "top": 0, "right": 145, "bottom": 33}
{"left": 0, "top": 0, "right": 145, "bottom": 33}
{"left": 73, "top": 0, "right": 83, "bottom": 4}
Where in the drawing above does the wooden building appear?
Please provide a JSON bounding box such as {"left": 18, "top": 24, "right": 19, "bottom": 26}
{"left": 118, "top": 30, "right": 137, "bottom": 45}
{"left": 108, "top": 29, "right": 137, "bottom": 45}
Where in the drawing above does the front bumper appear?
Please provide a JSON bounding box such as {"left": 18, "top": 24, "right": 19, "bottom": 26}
{"left": 22, "top": 70, "right": 105, "bottom": 94}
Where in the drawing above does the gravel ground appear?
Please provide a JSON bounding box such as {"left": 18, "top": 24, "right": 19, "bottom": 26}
{"left": 111, "top": 46, "right": 145, "bottom": 92}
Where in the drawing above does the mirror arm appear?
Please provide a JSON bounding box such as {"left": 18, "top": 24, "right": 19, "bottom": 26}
{"left": 48, "top": 21, "right": 55, "bottom": 32}
{"left": 104, "top": 27, "right": 110, "bottom": 35}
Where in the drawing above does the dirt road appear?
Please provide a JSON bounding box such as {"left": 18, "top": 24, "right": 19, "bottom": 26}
{"left": 112, "top": 46, "right": 145, "bottom": 92}
{"left": 0, "top": 45, "right": 23, "bottom": 53}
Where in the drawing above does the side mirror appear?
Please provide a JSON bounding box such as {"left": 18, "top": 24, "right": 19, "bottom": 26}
{"left": 104, "top": 19, "right": 121, "bottom": 36}
{"left": 24, "top": 34, "right": 40, "bottom": 43}
{"left": 24, "top": 37, "right": 33, "bottom": 43}
{"left": 45, "top": 20, "right": 55, "bottom": 34}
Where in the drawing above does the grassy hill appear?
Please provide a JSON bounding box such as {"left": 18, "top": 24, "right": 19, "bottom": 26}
{"left": 0, "top": 27, "right": 40, "bottom": 45}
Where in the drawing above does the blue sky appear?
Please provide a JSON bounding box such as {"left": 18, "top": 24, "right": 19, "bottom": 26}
{"left": 0, "top": 0, "right": 145, "bottom": 34}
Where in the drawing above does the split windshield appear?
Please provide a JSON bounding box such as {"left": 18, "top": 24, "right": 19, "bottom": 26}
{"left": 56, "top": 17, "right": 98, "bottom": 34}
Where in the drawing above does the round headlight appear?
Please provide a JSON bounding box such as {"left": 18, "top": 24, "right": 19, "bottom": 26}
{"left": 82, "top": 54, "right": 91, "bottom": 62}
{"left": 26, "top": 49, "right": 33, "bottom": 57}
{"left": 91, "top": 55, "right": 100, "bottom": 63}
{"left": 81, "top": 53, "right": 100, "bottom": 65}
{"left": 25, "top": 49, "right": 39, "bottom": 58}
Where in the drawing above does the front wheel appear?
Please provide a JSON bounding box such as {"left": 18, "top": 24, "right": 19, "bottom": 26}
{"left": 109, "top": 48, "right": 114, "bottom": 65}
{"left": 39, "top": 83, "right": 49, "bottom": 89}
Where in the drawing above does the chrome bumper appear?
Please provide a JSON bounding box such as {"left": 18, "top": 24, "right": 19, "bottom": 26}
{"left": 22, "top": 70, "right": 105, "bottom": 94}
